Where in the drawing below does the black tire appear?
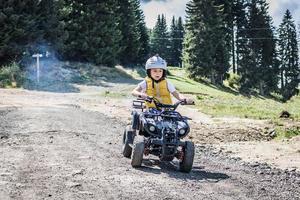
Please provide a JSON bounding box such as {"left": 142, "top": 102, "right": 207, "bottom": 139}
{"left": 122, "top": 126, "right": 134, "bottom": 158}
{"left": 131, "top": 136, "right": 144, "bottom": 167}
{"left": 179, "top": 141, "right": 195, "bottom": 173}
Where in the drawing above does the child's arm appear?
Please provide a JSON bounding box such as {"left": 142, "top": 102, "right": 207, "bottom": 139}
{"left": 172, "top": 90, "right": 194, "bottom": 104}
{"left": 172, "top": 90, "right": 186, "bottom": 101}
{"left": 132, "top": 85, "right": 148, "bottom": 99}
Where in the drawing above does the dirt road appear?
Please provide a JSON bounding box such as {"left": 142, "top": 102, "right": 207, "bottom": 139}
{"left": 0, "top": 88, "right": 300, "bottom": 200}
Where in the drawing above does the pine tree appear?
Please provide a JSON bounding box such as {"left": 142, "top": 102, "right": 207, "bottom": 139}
{"left": 169, "top": 16, "right": 177, "bottom": 66}
{"left": 278, "top": 9, "right": 300, "bottom": 101}
{"left": 176, "top": 17, "right": 185, "bottom": 67}
{"left": 260, "top": 1, "right": 278, "bottom": 95}
{"left": 215, "top": 0, "right": 233, "bottom": 73}
{"left": 131, "top": 0, "right": 150, "bottom": 64}
{"left": 63, "top": 0, "right": 122, "bottom": 66}
{"left": 234, "top": 0, "right": 249, "bottom": 75}
{"left": 150, "top": 15, "right": 160, "bottom": 56}
{"left": 169, "top": 16, "right": 184, "bottom": 67}
{"left": 183, "top": 1, "right": 202, "bottom": 79}
{"left": 239, "top": 0, "right": 278, "bottom": 95}
{"left": 36, "top": 0, "right": 65, "bottom": 56}
{"left": 117, "top": 0, "right": 140, "bottom": 65}
{"left": 183, "top": 0, "right": 230, "bottom": 84}
{"left": 0, "top": 0, "right": 62, "bottom": 65}
{"left": 150, "top": 14, "right": 169, "bottom": 60}
{"left": 223, "top": 0, "right": 248, "bottom": 74}
{"left": 212, "top": 1, "right": 231, "bottom": 84}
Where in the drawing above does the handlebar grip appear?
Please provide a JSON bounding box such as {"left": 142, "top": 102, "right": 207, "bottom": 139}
{"left": 144, "top": 96, "right": 153, "bottom": 103}
{"left": 188, "top": 101, "right": 195, "bottom": 105}
{"left": 182, "top": 100, "right": 195, "bottom": 105}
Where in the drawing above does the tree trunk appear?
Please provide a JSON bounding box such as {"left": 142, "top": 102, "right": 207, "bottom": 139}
{"left": 232, "top": 25, "right": 236, "bottom": 74}
{"left": 259, "top": 81, "right": 265, "bottom": 96}
{"left": 236, "top": 48, "right": 239, "bottom": 74}
{"left": 280, "top": 69, "right": 284, "bottom": 93}
{"left": 210, "top": 71, "right": 216, "bottom": 85}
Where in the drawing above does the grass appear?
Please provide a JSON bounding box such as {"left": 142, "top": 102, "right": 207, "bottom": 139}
{"left": 79, "top": 65, "right": 299, "bottom": 140}
{"left": 118, "top": 65, "right": 146, "bottom": 80}
{"left": 167, "top": 67, "right": 300, "bottom": 121}
{"left": 275, "top": 127, "right": 300, "bottom": 140}
{"left": 101, "top": 90, "right": 130, "bottom": 99}
{"left": 66, "top": 62, "right": 133, "bottom": 82}
{"left": 0, "top": 62, "right": 24, "bottom": 88}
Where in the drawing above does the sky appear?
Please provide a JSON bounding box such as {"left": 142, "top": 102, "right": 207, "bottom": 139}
{"left": 140, "top": 0, "right": 300, "bottom": 29}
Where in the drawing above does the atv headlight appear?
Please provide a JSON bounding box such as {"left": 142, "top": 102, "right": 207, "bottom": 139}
{"left": 149, "top": 125, "right": 156, "bottom": 132}
{"left": 179, "top": 128, "right": 186, "bottom": 135}
{"left": 177, "top": 121, "right": 190, "bottom": 138}
{"left": 178, "top": 128, "right": 189, "bottom": 138}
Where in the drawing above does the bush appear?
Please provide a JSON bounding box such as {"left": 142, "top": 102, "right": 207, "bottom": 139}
{"left": 276, "top": 127, "right": 300, "bottom": 139}
{"left": 0, "top": 62, "right": 24, "bottom": 88}
{"left": 227, "top": 73, "right": 241, "bottom": 88}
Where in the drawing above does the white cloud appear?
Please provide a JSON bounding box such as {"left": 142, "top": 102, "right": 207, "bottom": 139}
{"left": 266, "top": 0, "right": 300, "bottom": 27}
{"left": 141, "top": 0, "right": 189, "bottom": 29}
{"left": 141, "top": 0, "right": 300, "bottom": 29}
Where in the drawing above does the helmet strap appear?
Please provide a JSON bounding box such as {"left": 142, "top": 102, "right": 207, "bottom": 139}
{"left": 149, "top": 77, "right": 165, "bottom": 88}
{"left": 146, "top": 69, "right": 166, "bottom": 88}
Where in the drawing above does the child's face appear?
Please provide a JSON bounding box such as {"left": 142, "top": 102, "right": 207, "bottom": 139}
{"left": 150, "top": 68, "right": 163, "bottom": 81}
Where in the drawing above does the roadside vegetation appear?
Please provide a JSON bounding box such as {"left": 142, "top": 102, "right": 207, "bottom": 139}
{"left": 119, "top": 66, "right": 300, "bottom": 122}
{"left": 275, "top": 127, "right": 300, "bottom": 140}
{"left": 167, "top": 67, "right": 300, "bottom": 139}
{"left": 168, "top": 67, "right": 300, "bottom": 121}
{"left": 0, "top": 62, "right": 24, "bottom": 88}
{"left": 1, "top": 61, "right": 298, "bottom": 124}
{"left": 0, "top": 60, "right": 299, "bottom": 139}
{"left": 67, "top": 63, "right": 133, "bottom": 83}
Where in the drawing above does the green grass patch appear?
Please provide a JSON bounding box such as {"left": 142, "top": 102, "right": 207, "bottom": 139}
{"left": 167, "top": 67, "right": 300, "bottom": 121}
{"left": 118, "top": 66, "right": 146, "bottom": 80}
{"left": 66, "top": 62, "right": 133, "bottom": 81}
{"left": 275, "top": 127, "right": 300, "bottom": 140}
{"left": 0, "top": 62, "right": 24, "bottom": 88}
{"left": 101, "top": 90, "right": 129, "bottom": 98}
{"left": 226, "top": 72, "right": 241, "bottom": 89}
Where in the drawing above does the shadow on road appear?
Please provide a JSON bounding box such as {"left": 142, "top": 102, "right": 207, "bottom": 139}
{"left": 138, "top": 158, "right": 229, "bottom": 182}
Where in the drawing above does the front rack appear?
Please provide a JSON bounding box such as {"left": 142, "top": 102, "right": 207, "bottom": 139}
{"left": 132, "top": 99, "right": 145, "bottom": 112}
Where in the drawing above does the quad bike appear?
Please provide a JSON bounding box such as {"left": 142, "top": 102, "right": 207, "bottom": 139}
{"left": 122, "top": 96, "right": 195, "bottom": 173}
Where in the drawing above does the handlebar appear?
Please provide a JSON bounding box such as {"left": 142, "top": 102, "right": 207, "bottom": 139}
{"left": 142, "top": 96, "right": 194, "bottom": 110}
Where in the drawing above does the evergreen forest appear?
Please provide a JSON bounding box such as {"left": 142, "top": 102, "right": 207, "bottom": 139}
{"left": 0, "top": 0, "right": 299, "bottom": 100}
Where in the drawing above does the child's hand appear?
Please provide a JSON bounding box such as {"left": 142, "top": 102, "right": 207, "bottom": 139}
{"left": 182, "top": 98, "right": 194, "bottom": 105}
{"left": 186, "top": 98, "right": 195, "bottom": 105}
{"left": 138, "top": 93, "right": 148, "bottom": 99}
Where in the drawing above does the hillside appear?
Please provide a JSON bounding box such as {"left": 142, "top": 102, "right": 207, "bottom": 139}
{"left": 1, "top": 61, "right": 299, "bottom": 140}
{"left": 167, "top": 67, "right": 300, "bottom": 121}
{"left": 124, "top": 66, "right": 300, "bottom": 122}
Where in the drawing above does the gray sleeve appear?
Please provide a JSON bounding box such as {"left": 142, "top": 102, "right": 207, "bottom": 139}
{"left": 138, "top": 80, "right": 147, "bottom": 92}
{"left": 167, "top": 81, "right": 176, "bottom": 93}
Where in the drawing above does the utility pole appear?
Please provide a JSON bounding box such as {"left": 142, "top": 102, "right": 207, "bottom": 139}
{"left": 32, "top": 54, "right": 43, "bottom": 83}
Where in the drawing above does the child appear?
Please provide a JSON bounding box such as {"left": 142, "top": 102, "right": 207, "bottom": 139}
{"left": 132, "top": 55, "right": 193, "bottom": 107}
{"left": 130, "top": 55, "right": 193, "bottom": 132}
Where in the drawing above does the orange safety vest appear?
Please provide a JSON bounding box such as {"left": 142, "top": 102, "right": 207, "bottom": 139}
{"left": 145, "top": 77, "right": 172, "bottom": 108}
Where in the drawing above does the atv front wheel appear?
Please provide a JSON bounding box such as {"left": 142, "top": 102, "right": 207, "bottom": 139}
{"left": 131, "top": 136, "right": 144, "bottom": 167}
{"left": 122, "top": 125, "right": 134, "bottom": 158}
{"left": 179, "top": 141, "right": 195, "bottom": 173}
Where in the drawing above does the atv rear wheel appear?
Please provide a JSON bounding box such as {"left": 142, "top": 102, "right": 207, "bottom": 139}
{"left": 131, "top": 136, "right": 144, "bottom": 167}
{"left": 179, "top": 141, "right": 195, "bottom": 173}
{"left": 122, "top": 125, "right": 134, "bottom": 158}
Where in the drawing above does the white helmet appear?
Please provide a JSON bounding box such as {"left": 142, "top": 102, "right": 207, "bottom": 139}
{"left": 145, "top": 55, "right": 167, "bottom": 70}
